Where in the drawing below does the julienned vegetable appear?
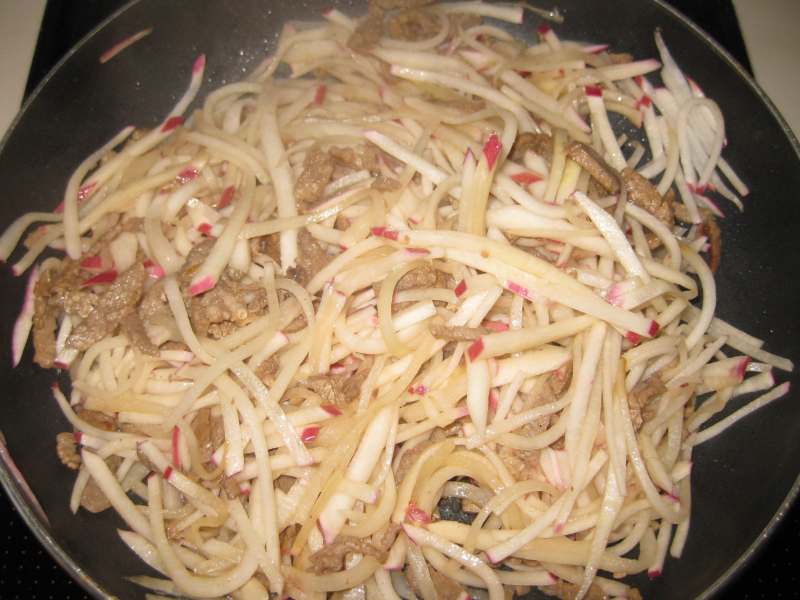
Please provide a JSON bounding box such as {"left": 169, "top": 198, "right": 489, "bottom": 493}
{"left": 2, "top": 1, "right": 793, "bottom": 599}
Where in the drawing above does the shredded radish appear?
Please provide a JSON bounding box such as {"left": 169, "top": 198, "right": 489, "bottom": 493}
{"left": 2, "top": 4, "right": 792, "bottom": 599}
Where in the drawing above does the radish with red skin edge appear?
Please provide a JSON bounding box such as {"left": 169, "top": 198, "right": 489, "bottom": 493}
{"left": 317, "top": 406, "right": 394, "bottom": 544}
{"left": 11, "top": 265, "right": 38, "bottom": 367}
{"left": 81, "top": 269, "right": 118, "bottom": 287}
{"left": 99, "top": 27, "right": 153, "bottom": 64}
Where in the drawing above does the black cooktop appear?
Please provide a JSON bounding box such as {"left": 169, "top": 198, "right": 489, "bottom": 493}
{"left": 2, "top": 1, "right": 798, "bottom": 598}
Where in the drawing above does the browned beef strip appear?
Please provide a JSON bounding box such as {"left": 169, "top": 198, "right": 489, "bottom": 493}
{"left": 67, "top": 263, "right": 147, "bottom": 351}
{"left": 394, "top": 439, "right": 434, "bottom": 483}
{"left": 566, "top": 141, "right": 621, "bottom": 194}
{"left": 77, "top": 409, "right": 117, "bottom": 432}
{"left": 621, "top": 167, "right": 674, "bottom": 226}
{"left": 295, "top": 145, "right": 336, "bottom": 209}
{"left": 329, "top": 144, "right": 382, "bottom": 173}
{"left": 429, "top": 567, "right": 467, "bottom": 600}
{"left": 309, "top": 536, "right": 389, "bottom": 573}
{"left": 56, "top": 433, "right": 80, "bottom": 470}
{"left": 429, "top": 323, "right": 489, "bottom": 342}
{"left": 387, "top": 9, "right": 440, "bottom": 41}
{"left": 543, "top": 580, "right": 621, "bottom": 600}
{"left": 512, "top": 132, "right": 554, "bottom": 163}
{"left": 120, "top": 311, "right": 158, "bottom": 355}
{"left": 348, "top": 10, "right": 384, "bottom": 51}
{"left": 287, "top": 229, "right": 332, "bottom": 287}
{"left": 192, "top": 406, "right": 225, "bottom": 464}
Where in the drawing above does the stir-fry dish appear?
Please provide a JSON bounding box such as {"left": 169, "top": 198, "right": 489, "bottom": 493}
{"left": 3, "top": 2, "right": 793, "bottom": 599}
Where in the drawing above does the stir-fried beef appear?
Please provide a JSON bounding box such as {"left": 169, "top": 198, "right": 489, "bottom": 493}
{"left": 80, "top": 455, "right": 122, "bottom": 514}
{"left": 309, "top": 536, "right": 389, "bottom": 574}
{"left": 429, "top": 323, "right": 489, "bottom": 342}
{"left": 288, "top": 229, "right": 332, "bottom": 287}
{"left": 621, "top": 167, "right": 674, "bottom": 226}
{"left": 120, "top": 311, "right": 158, "bottom": 355}
{"left": 56, "top": 433, "right": 81, "bottom": 470}
{"left": 566, "top": 141, "right": 621, "bottom": 194}
{"left": 67, "top": 263, "right": 147, "bottom": 351}
{"left": 512, "top": 132, "right": 554, "bottom": 163}
{"left": 192, "top": 406, "right": 226, "bottom": 464}
{"left": 387, "top": 9, "right": 441, "bottom": 41}
{"left": 295, "top": 145, "right": 336, "bottom": 209}
{"left": 395, "top": 439, "right": 435, "bottom": 482}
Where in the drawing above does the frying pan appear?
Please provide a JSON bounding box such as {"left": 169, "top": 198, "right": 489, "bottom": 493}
{"left": 0, "top": 1, "right": 798, "bottom": 598}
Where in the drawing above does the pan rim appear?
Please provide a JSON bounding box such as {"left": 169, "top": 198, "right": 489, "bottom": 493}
{"left": 0, "top": 1, "right": 797, "bottom": 599}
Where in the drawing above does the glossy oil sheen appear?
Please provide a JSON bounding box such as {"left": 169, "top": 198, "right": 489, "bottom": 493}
{"left": 0, "top": 1, "right": 797, "bottom": 598}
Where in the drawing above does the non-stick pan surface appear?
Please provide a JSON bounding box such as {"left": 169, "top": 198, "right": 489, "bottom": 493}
{"left": 0, "top": 1, "right": 798, "bottom": 598}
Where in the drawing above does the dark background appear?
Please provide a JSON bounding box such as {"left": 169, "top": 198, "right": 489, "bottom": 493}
{"left": 1, "top": 1, "right": 797, "bottom": 598}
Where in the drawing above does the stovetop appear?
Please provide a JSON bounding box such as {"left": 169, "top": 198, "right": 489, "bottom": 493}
{"left": 1, "top": 1, "right": 797, "bottom": 598}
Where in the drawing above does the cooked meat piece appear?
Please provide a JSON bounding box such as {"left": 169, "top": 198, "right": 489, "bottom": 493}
{"left": 429, "top": 323, "right": 489, "bottom": 342}
{"left": 394, "top": 439, "right": 434, "bottom": 482}
{"left": 621, "top": 167, "right": 674, "bottom": 226}
{"left": 77, "top": 409, "right": 117, "bottom": 432}
{"left": 499, "top": 442, "right": 540, "bottom": 482}
{"left": 80, "top": 455, "right": 121, "bottom": 513}
{"left": 546, "top": 363, "right": 572, "bottom": 398}
{"left": 387, "top": 9, "right": 440, "bottom": 41}
{"left": 347, "top": 11, "right": 384, "bottom": 51}
{"left": 309, "top": 535, "right": 389, "bottom": 574}
{"left": 628, "top": 375, "right": 666, "bottom": 431}
{"left": 448, "top": 12, "right": 482, "bottom": 31}
{"left": 295, "top": 145, "right": 336, "bottom": 209}
{"left": 304, "top": 373, "right": 359, "bottom": 408}
{"left": 512, "top": 132, "right": 554, "bottom": 163}
{"left": 249, "top": 233, "right": 281, "bottom": 264}
{"left": 178, "top": 239, "right": 214, "bottom": 289}
{"left": 329, "top": 145, "right": 381, "bottom": 173}
{"left": 430, "top": 567, "right": 467, "bottom": 600}
{"left": 56, "top": 433, "right": 80, "bottom": 470}
{"left": 120, "top": 312, "right": 158, "bottom": 355}
{"left": 703, "top": 212, "right": 721, "bottom": 272}
{"left": 543, "top": 580, "right": 615, "bottom": 600}
{"left": 67, "top": 263, "right": 147, "bottom": 351}
{"left": 374, "top": 263, "right": 447, "bottom": 296}
{"left": 255, "top": 355, "right": 280, "bottom": 382}
{"left": 676, "top": 203, "right": 722, "bottom": 272}
{"left": 192, "top": 407, "right": 225, "bottom": 464}
{"left": 287, "top": 229, "right": 332, "bottom": 287}
{"left": 32, "top": 259, "right": 86, "bottom": 368}
{"left": 31, "top": 292, "right": 58, "bottom": 368}
{"left": 374, "top": 522, "right": 401, "bottom": 551}
{"left": 188, "top": 269, "right": 269, "bottom": 338}
{"left": 566, "top": 141, "right": 620, "bottom": 194}
{"left": 372, "top": 174, "right": 401, "bottom": 191}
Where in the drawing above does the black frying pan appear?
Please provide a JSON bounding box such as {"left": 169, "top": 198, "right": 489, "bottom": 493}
{"left": 0, "top": 1, "right": 798, "bottom": 598}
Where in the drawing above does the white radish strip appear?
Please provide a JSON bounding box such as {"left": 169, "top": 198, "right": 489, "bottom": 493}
{"left": 138, "top": 442, "right": 226, "bottom": 517}
{"left": 485, "top": 494, "right": 567, "bottom": 564}
{"left": 678, "top": 98, "right": 724, "bottom": 186}
{"left": 188, "top": 177, "right": 253, "bottom": 296}
{"left": 261, "top": 100, "right": 299, "bottom": 272}
{"left": 433, "top": 1, "right": 523, "bottom": 23}
{"left": 494, "top": 175, "right": 568, "bottom": 219}
{"left": 228, "top": 499, "right": 284, "bottom": 593}
{"left": 575, "top": 469, "right": 624, "bottom": 600}
{"left": 585, "top": 88, "right": 626, "bottom": 171}
{"left": 146, "top": 475, "right": 259, "bottom": 598}
{"left": 654, "top": 31, "right": 692, "bottom": 102}
{"left": 220, "top": 396, "right": 244, "bottom": 477}
{"left": 318, "top": 406, "right": 394, "bottom": 544}
{"left": 0, "top": 212, "right": 62, "bottom": 262}
{"left": 565, "top": 322, "right": 606, "bottom": 464}
{"left": 81, "top": 450, "right": 151, "bottom": 539}
{"left": 118, "top": 530, "right": 165, "bottom": 575}
{"left": 572, "top": 192, "right": 649, "bottom": 283}
{"left": 62, "top": 126, "right": 136, "bottom": 259}
{"left": 390, "top": 66, "right": 533, "bottom": 131}
{"left": 466, "top": 358, "right": 491, "bottom": 435}
{"left": 690, "top": 383, "right": 790, "bottom": 446}
{"left": 11, "top": 265, "right": 38, "bottom": 367}
{"left": 667, "top": 337, "right": 728, "bottom": 386}
{"left": 657, "top": 122, "right": 681, "bottom": 196}
{"left": 681, "top": 245, "right": 716, "bottom": 350}
{"left": 403, "top": 524, "right": 503, "bottom": 600}
{"left": 625, "top": 204, "right": 681, "bottom": 271}
{"left": 365, "top": 130, "right": 447, "bottom": 185}
{"left": 491, "top": 347, "right": 571, "bottom": 387}
{"left": 145, "top": 197, "right": 183, "bottom": 275}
